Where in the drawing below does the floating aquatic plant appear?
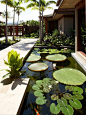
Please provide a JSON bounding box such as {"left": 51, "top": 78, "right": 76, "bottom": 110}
{"left": 26, "top": 54, "right": 41, "bottom": 62}
{"left": 53, "top": 68, "right": 86, "bottom": 85}
{"left": 32, "top": 77, "right": 84, "bottom": 115}
{"left": 32, "top": 78, "right": 59, "bottom": 105}
{"left": 28, "top": 62, "right": 48, "bottom": 72}
{"left": 46, "top": 54, "right": 67, "bottom": 62}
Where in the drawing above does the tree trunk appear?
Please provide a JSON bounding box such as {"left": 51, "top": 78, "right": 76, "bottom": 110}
{"left": 42, "top": 6, "right": 43, "bottom": 41}
{"left": 13, "top": 7, "right": 15, "bottom": 40}
{"left": 5, "top": 0, "right": 8, "bottom": 44}
{"left": 39, "top": 0, "right": 42, "bottom": 44}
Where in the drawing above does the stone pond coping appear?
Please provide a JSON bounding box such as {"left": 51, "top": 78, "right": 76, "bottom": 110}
{"left": 71, "top": 51, "right": 86, "bottom": 73}
{"left": 0, "top": 38, "right": 38, "bottom": 115}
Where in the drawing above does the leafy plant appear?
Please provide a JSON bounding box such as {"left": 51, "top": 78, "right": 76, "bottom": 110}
{"left": 4, "top": 49, "right": 25, "bottom": 78}
{"left": 32, "top": 78, "right": 84, "bottom": 115}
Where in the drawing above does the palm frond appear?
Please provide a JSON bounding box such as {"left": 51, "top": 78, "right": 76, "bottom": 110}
{"left": 46, "top": 1, "right": 56, "bottom": 6}
{"left": 26, "top": 2, "right": 37, "bottom": 9}
{"left": 31, "top": 6, "right": 39, "bottom": 10}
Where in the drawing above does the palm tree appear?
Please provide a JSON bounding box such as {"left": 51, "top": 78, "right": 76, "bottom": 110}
{"left": 1, "top": 0, "right": 9, "bottom": 44}
{"left": 26, "top": 0, "right": 56, "bottom": 43}
{"left": 1, "top": 0, "right": 23, "bottom": 40}
{"left": 2, "top": 10, "right": 12, "bottom": 21}
{"left": 15, "top": 6, "right": 25, "bottom": 25}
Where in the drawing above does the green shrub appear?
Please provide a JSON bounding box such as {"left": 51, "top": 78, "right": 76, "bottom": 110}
{"left": 4, "top": 50, "right": 25, "bottom": 78}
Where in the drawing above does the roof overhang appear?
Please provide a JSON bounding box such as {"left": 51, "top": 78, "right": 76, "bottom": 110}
{"left": 0, "top": 12, "right": 2, "bottom": 15}
{"left": 43, "top": 9, "right": 75, "bottom": 21}
{"left": 56, "top": 0, "right": 82, "bottom": 8}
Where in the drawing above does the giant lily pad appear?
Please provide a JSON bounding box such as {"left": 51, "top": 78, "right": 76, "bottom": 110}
{"left": 45, "top": 54, "right": 67, "bottom": 62}
{"left": 26, "top": 54, "right": 41, "bottom": 62}
{"left": 53, "top": 68, "right": 86, "bottom": 85}
{"left": 28, "top": 62, "right": 48, "bottom": 72}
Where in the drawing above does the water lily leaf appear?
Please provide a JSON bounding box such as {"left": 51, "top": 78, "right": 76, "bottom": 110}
{"left": 50, "top": 103, "right": 60, "bottom": 114}
{"left": 73, "top": 86, "right": 83, "bottom": 94}
{"left": 53, "top": 68, "right": 86, "bottom": 85}
{"left": 65, "top": 86, "right": 73, "bottom": 91}
{"left": 43, "top": 78, "right": 52, "bottom": 83}
{"left": 34, "top": 91, "right": 43, "bottom": 97}
{"left": 43, "top": 87, "right": 51, "bottom": 93}
{"left": 36, "top": 80, "right": 43, "bottom": 85}
{"left": 28, "top": 62, "right": 48, "bottom": 72}
{"left": 32, "top": 84, "right": 40, "bottom": 90}
{"left": 61, "top": 97, "right": 68, "bottom": 106}
{"left": 51, "top": 80, "right": 58, "bottom": 85}
{"left": 46, "top": 54, "right": 67, "bottom": 62}
{"left": 36, "top": 97, "right": 47, "bottom": 105}
{"left": 26, "top": 55, "right": 41, "bottom": 62}
{"left": 69, "top": 98, "right": 82, "bottom": 109}
{"left": 63, "top": 93, "right": 73, "bottom": 100}
{"left": 73, "top": 94, "right": 84, "bottom": 100}
{"left": 51, "top": 94, "right": 59, "bottom": 100}
{"left": 61, "top": 105, "right": 74, "bottom": 115}
{"left": 57, "top": 98, "right": 67, "bottom": 107}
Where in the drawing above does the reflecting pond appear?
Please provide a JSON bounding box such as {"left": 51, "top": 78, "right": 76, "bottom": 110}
{"left": 20, "top": 48, "right": 86, "bottom": 115}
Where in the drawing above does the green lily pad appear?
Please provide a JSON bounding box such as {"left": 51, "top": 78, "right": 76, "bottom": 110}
{"left": 36, "top": 80, "right": 43, "bottom": 85}
{"left": 43, "top": 78, "right": 51, "bottom": 83}
{"left": 50, "top": 103, "right": 60, "bottom": 114}
{"left": 51, "top": 80, "right": 58, "bottom": 85}
{"left": 53, "top": 68, "right": 86, "bottom": 85}
{"left": 73, "top": 94, "right": 84, "bottom": 100}
{"left": 65, "top": 86, "right": 74, "bottom": 91}
{"left": 43, "top": 87, "right": 51, "bottom": 93}
{"left": 73, "top": 86, "right": 83, "bottom": 94}
{"left": 36, "top": 97, "right": 47, "bottom": 105}
{"left": 32, "top": 84, "right": 40, "bottom": 90}
{"left": 34, "top": 91, "right": 43, "bottom": 97}
{"left": 28, "top": 62, "right": 48, "bottom": 72}
{"left": 63, "top": 93, "right": 73, "bottom": 100}
{"left": 69, "top": 98, "right": 82, "bottom": 109}
{"left": 57, "top": 98, "right": 67, "bottom": 107}
{"left": 61, "top": 97, "right": 68, "bottom": 106}
{"left": 61, "top": 105, "right": 74, "bottom": 115}
{"left": 51, "top": 94, "right": 59, "bottom": 100}
{"left": 45, "top": 54, "right": 67, "bottom": 62}
{"left": 26, "top": 55, "right": 41, "bottom": 62}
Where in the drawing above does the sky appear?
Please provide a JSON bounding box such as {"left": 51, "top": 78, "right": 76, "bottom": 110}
{"left": 0, "top": 0, "right": 58, "bottom": 24}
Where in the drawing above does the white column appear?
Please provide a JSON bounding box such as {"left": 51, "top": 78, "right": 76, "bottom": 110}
{"left": 75, "top": 9, "right": 78, "bottom": 52}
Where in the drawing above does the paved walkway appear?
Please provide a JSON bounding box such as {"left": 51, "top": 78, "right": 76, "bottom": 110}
{"left": 0, "top": 38, "right": 38, "bottom": 115}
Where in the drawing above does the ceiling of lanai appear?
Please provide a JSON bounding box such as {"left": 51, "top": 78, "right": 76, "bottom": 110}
{"left": 56, "top": 0, "right": 82, "bottom": 8}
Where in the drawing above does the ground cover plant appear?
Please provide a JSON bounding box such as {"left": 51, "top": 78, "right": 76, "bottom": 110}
{"left": 35, "top": 29, "right": 75, "bottom": 47}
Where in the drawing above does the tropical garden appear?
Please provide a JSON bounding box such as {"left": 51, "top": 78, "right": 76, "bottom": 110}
{"left": 0, "top": 0, "right": 86, "bottom": 115}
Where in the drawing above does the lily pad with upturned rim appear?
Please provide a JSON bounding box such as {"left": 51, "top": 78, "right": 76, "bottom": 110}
{"left": 53, "top": 68, "right": 86, "bottom": 85}
{"left": 28, "top": 62, "right": 48, "bottom": 72}
{"left": 45, "top": 54, "right": 67, "bottom": 62}
{"left": 26, "top": 55, "right": 41, "bottom": 62}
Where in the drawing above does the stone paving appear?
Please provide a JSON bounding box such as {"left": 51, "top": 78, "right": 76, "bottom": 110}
{"left": 0, "top": 38, "right": 38, "bottom": 115}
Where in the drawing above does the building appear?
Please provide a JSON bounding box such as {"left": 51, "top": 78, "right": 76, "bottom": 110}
{"left": 43, "top": 0, "right": 86, "bottom": 72}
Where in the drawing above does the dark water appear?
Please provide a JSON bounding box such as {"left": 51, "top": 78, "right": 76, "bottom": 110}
{"left": 20, "top": 48, "right": 86, "bottom": 115}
